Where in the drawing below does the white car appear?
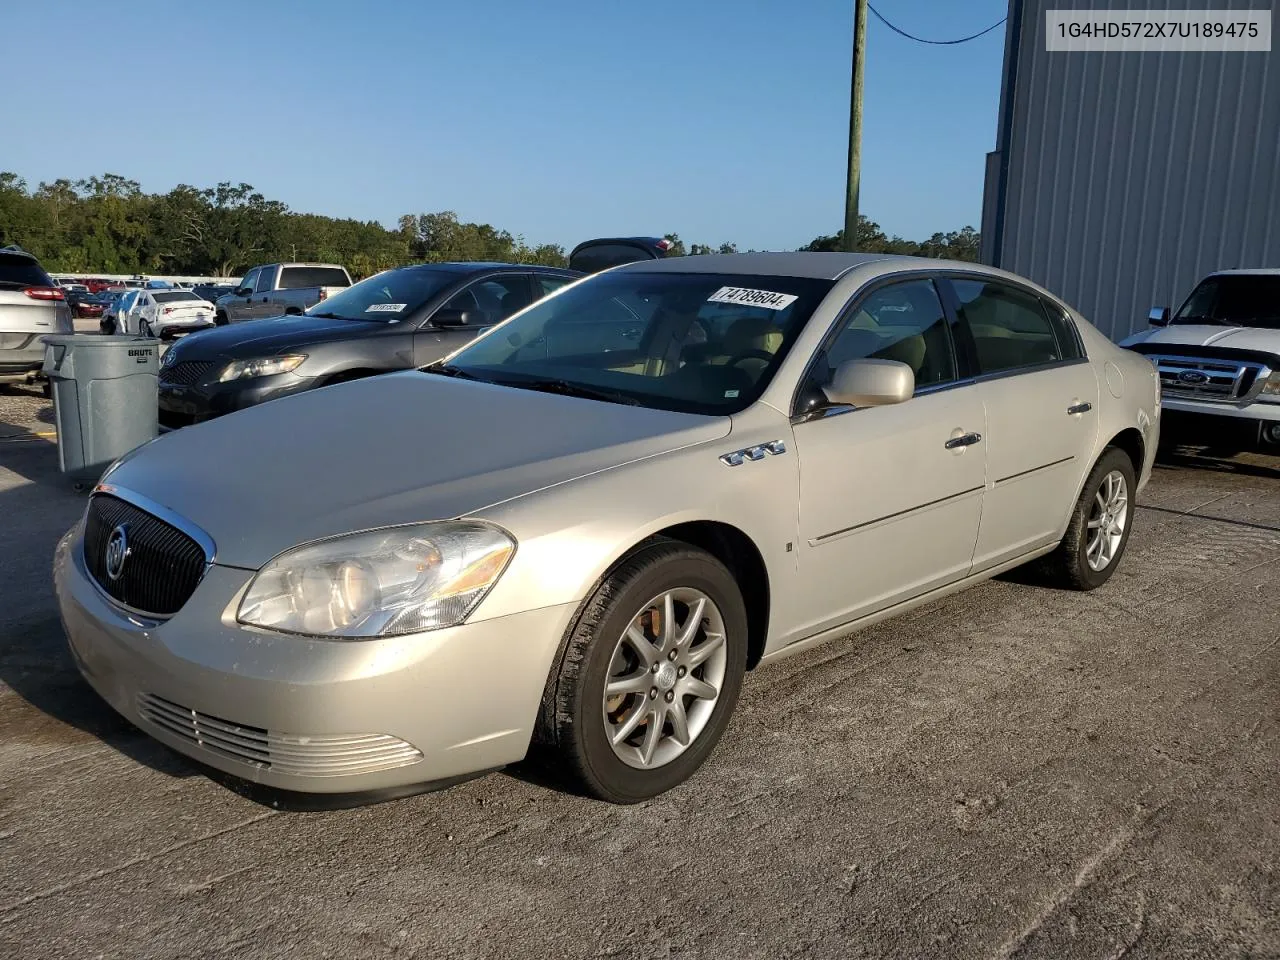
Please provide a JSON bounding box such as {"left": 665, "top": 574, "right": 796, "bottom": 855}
{"left": 116, "top": 289, "right": 217, "bottom": 340}
{"left": 1121, "top": 269, "right": 1280, "bottom": 447}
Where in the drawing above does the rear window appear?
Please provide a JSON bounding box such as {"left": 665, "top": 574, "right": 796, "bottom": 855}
{"left": 0, "top": 253, "right": 53, "bottom": 288}
{"left": 153, "top": 291, "right": 201, "bottom": 303}
{"left": 279, "top": 266, "right": 350, "bottom": 289}
{"left": 569, "top": 243, "right": 659, "bottom": 275}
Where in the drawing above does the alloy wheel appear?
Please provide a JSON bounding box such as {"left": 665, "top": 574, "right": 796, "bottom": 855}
{"left": 1086, "top": 470, "right": 1128, "bottom": 571}
{"left": 602, "top": 587, "right": 728, "bottom": 770}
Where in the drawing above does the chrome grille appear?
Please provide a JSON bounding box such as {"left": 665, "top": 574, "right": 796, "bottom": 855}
{"left": 136, "top": 694, "right": 423, "bottom": 777}
{"left": 83, "top": 495, "right": 208, "bottom": 617}
{"left": 159, "top": 360, "right": 217, "bottom": 386}
{"left": 1150, "top": 354, "right": 1269, "bottom": 403}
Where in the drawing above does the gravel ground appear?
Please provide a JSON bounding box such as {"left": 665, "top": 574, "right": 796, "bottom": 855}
{"left": 0, "top": 398, "right": 1277, "bottom": 960}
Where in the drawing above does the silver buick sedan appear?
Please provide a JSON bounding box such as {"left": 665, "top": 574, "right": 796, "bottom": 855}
{"left": 55, "top": 253, "right": 1160, "bottom": 804}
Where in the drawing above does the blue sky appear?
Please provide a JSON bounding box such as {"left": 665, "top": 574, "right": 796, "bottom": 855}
{"left": 3, "top": 0, "right": 1008, "bottom": 251}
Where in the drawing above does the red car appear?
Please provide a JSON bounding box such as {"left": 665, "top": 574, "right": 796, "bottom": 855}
{"left": 66, "top": 290, "right": 107, "bottom": 319}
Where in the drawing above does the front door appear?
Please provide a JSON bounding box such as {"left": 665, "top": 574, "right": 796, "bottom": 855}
{"left": 943, "top": 277, "right": 1101, "bottom": 570}
{"left": 790, "top": 277, "right": 987, "bottom": 637}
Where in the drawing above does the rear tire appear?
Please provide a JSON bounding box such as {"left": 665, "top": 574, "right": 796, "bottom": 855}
{"left": 536, "top": 539, "right": 748, "bottom": 803}
{"left": 1042, "top": 448, "right": 1137, "bottom": 590}
{"left": 215, "top": 311, "right": 228, "bottom": 326}
{"left": 140, "top": 320, "right": 153, "bottom": 339}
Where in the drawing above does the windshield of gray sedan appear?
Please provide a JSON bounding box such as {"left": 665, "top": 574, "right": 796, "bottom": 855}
{"left": 1174, "top": 275, "right": 1280, "bottom": 329}
{"left": 440, "top": 272, "right": 835, "bottom": 414}
{"left": 304, "top": 268, "right": 457, "bottom": 321}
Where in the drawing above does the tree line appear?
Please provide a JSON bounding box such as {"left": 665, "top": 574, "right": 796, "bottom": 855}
{"left": 0, "top": 172, "right": 979, "bottom": 280}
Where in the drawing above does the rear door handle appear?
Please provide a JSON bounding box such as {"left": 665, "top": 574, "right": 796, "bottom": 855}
{"left": 1067, "top": 402, "right": 1093, "bottom": 415}
{"left": 944, "top": 432, "right": 983, "bottom": 449}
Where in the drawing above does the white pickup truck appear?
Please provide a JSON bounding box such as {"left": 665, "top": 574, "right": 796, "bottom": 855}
{"left": 1121, "top": 269, "right": 1280, "bottom": 448}
{"left": 214, "top": 262, "right": 352, "bottom": 325}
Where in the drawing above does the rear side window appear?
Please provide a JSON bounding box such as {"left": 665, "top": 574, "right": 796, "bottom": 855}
{"left": 279, "top": 266, "right": 350, "bottom": 289}
{"left": 950, "top": 279, "right": 1064, "bottom": 374}
{"left": 0, "top": 253, "right": 53, "bottom": 288}
{"left": 537, "top": 275, "right": 574, "bottom": 297}
{"left": 569, "top": 244, "right": 657, "bottom": 274}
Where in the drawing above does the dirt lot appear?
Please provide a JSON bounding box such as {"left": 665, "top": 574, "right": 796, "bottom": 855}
{"left": 1, "top": 382, "right": 1277, "bottom": 960}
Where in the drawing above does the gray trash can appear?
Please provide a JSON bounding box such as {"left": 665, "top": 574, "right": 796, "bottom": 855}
{"left": 42, "top": 334, "right": 160, "bottom": 482}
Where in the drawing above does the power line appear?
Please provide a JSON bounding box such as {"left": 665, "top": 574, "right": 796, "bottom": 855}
{"left": 867, "top": 2, "right": 1007, "bottom": 45}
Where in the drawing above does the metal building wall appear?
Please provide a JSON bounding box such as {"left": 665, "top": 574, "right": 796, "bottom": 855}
{"left": 981, "top": 0, "right": 1280, "bottom": 341}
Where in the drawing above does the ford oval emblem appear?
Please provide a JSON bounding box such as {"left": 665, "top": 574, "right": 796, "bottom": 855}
{"left": 1177, "top": 369, "right": 1209, "bottom": 385}
{"left": 105, "top": 524, "right": 131, "bottom": 581}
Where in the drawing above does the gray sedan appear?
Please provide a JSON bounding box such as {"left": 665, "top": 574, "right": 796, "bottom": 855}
{"left": 55, "top": 253, "right": 1160, "bottom": 803}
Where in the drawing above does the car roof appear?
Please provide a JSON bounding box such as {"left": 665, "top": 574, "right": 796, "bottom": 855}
{"left": 396, "top": 262, "right": 576, "bottom": 275}
{"left": 608, "top": 251, "right": 941, "bottom": 280}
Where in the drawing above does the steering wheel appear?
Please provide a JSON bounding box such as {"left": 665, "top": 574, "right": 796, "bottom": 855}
{"left": 724, "top": 349, "right": 775, "bottom": 369}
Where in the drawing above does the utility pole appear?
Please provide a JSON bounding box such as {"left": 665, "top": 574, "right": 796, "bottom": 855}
{"left": 842, "top": 0, "right": 868, "bottom": 252}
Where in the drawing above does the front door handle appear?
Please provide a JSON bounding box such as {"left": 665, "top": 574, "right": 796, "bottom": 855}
{"left": 944, "top": 432, "right": 983, "bottom": 450}
{"left": 1067, "top": 401, "right": 1093, "bottom": 415}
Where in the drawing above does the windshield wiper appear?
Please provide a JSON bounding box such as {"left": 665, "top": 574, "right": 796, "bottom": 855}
{"left": 423, "top": 362, "right": 483, "bottom": 380}
{"left": 495, "top": 377, "right": 641, "bottom": 406}
{"left": 307, "top": 311, "right": 359, "bottom": 321}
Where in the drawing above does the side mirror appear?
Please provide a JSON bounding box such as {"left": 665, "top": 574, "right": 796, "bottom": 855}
{"left": 823, "top": 358, "right": 914, "bottom": 407}
{"left": 432, "top": 307, "right": 478, "bottom": 327}
{"left": 1148, "top": 306, "right": 1171, "bottom": 327}
{"left": 236, "top": 287, "right": 252, "bottom": 297}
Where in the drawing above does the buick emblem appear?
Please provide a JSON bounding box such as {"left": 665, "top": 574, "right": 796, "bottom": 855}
{"left": 105, "top": 524, "right": 131, "bottom": 581}
{"left": 1177, "top": 370, "right": 1209, "bottom": 385}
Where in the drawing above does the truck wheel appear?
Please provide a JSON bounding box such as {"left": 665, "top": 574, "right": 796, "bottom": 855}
{"left": 537, "top": 539, "right": 748, "bottom": 803}
{"left": 215, "top": 311, "right": 228, "bottom": 326}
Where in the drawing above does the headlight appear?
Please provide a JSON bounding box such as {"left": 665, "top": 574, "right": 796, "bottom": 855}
{"left": 1260, "top": 373, "right": 1280, "bottom": 400}
{"left": 237, "top": 522, "right": 515, "bottom": 638}
{"left": 216, "top": 355, "right": 306, "bottom": 382}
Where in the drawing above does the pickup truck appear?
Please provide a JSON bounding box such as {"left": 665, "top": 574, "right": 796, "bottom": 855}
{"left": 1121, "top": 269, "right": 1280, "bottom": 448}
{"left": 215, "top": 262, "right": 352, "bottom": 325}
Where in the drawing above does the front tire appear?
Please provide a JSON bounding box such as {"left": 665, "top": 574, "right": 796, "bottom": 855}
{"left": 1043, "top": 448, "right": 1137, "bottom": 590}
{"left": 139, "top": 320, "right": 154, "bottom": 339}
{"left": 215, "top": 311, "right": 228, "bottom": 326}
{"left": 538, "top": 540, "right": 748, "bottom": 803}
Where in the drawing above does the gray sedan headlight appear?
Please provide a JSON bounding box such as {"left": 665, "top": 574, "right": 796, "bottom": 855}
{"left": 217, "top": 355, "right": 306, "bottom": 382}
{"left": 237, "top": 522, "right": 515, "bottom": 638}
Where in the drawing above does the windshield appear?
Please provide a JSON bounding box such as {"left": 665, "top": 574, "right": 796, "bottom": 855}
{"left": 440, "top": 271, "right": 835, "bottom": 414}
{"left": 304, "top": 268, "right": 459, "bottom": 322}
{"left": 1174, "top": 275, "right": 1280, "bottom": 329}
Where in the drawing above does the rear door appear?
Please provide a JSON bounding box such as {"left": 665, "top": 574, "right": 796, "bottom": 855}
{"left": 942, "top": 276, "right": 1100, "bottom": 571}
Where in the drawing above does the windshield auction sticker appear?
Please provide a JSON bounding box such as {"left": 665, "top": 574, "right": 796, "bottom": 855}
{"left": 707, "top": 287, "right": 798, "bottom": 311}
{"left": 1046, "top": 10, "right": 1270, "bottom": 51}
{"left": 366, "top": 303, "right": 406, "bottom": 312}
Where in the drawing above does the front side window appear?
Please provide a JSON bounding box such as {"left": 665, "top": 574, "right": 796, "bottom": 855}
{"left": 253, "top": 267, "right": 276, "bottom": 294}
{"left": 950, "top": 279, "right": 1063, "bottom": 374}
{"left": 238, "top": 269, "right": 259, "bottom": 294}
{"left": 441, "top": 271, "right": 835, "bottom": 414}
{"left": 1174, "top": 275, "right": 1280, "bottom": 330}
{"left": 441, "top": 276, "right": 531, "bottom": 326}
{"left": 819, "top": 279, "right": 956, "bottom": 389}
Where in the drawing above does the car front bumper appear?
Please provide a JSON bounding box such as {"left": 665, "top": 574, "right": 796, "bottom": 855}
{"left": 1161, "top": 396, "right": 1280, "bottom": 422}
{"left": 158, "top": 371, "right": 318, "bottom": 427}
{"left": 54, "top": 523, "right": 577, "bottom": 794}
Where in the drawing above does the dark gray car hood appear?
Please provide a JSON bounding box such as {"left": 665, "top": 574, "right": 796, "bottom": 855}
{"left": 106, "top": 372, "right": 729, "bottom": 568}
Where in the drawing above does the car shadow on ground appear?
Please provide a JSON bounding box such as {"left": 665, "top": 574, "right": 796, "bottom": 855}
{"left": 0, "top": 418, "right": 200, "bottom": 782}
{"left": 1153, "top": 442, "right": 1280, "bottom": 481}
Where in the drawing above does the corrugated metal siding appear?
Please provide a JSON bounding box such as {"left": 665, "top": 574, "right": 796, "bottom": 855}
{"left": 987, "top": 0, "right": 1280, "bottom": 340}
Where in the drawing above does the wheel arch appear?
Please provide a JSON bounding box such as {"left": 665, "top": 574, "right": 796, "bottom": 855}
{"left": 1105, "top": 426, "right": 1145, "bottom": 480}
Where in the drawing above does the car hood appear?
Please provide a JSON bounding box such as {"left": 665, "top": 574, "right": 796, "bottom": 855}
{"left": 168, "top": 315, "right": 383, "bottom": 359}
{"left": 1121, "top": 324, "right": 1280, "bottom": 351}
{"left": 105, "top": 372, "right": 730, "bottom": 568}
